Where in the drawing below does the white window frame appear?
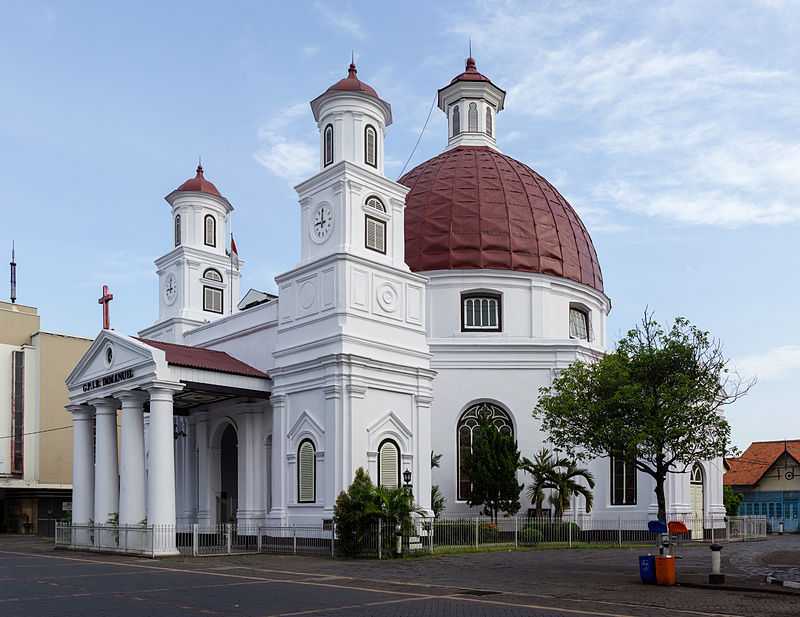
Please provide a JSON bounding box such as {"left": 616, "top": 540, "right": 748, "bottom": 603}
{"left": 610, "top": 454, "right": 637, "bottom": 506}
{"left": 204, "top": 214, "right": 216, "bottom": 247}
{"left": 203, "top": 285, "right": 223, "bottom": 314}
{"left": 297, "top": 439, "right": 316, "bottom": 503}
{"left": 569, "top": 306, "right": 591, "bottom": 341}
{"left": 364, "top": 124, "right": 377, "bottom": 168}
{"left": 461, "top": 293, "right": 501, "bottom": 331}
{"left": 378, "top": 439, "right": 400, "bottom": 489}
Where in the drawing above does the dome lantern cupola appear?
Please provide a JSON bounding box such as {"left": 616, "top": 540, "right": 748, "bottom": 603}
{"left": 309, "top": 61, "right": 392, "bottom": 175}
{"left": 438, "top": 56, "right": 506, "bottom": 151}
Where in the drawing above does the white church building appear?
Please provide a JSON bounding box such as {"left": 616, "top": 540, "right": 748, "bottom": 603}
{"left": 65, "top": 57, "right": 723, "bottom": 554}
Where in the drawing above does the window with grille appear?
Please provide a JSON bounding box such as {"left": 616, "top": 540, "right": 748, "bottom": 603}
{"left": 203, "top": 285, "right": 223, "bottom": 314}
{"left": 297, "top": 439, "right": 316, "bottom": 503}
{"left": 462, "top": 293, "right": 501, "bottom": 331}
{"left": 365, "top": 215, "right": 386, "bottom": 254}
{"left": 203, "top": 268, "right": 223, "bottom": 282}
{"left": 569, "top": 307, "right": 590, "bottom": 340}
{"left": 324, "top": 124, "right": 334, "bottom": 167}
{"left": 11, "top": 351, "right": 24, "bottom": 475}
{"left": 365, "top": 196, "right": 386, "bottom": 212}
{"left": 364, "top": 124, "right": 377, "bottom": 168}
{"left": 204, "top": 214, "right": 216, "bottom": 247}
{"left": 378, "top": 440, "right": 400, "bottom": 489}
{"left": 468, "top": 102, "right": 478, "bottom": 131}
{"left": 452, "top": 105, "right": 460, "bottom": 135}
{"left": 174, "top": 215, "right": 181, "bottom": 247}
{"left": 457, "top": 402, "right": 513, "bottom": 501}
{"left": 486, "top": 107, "right": 493, "bottom": 136}
{"left": 610, "top": 454, "right": 637, "bottom": 505}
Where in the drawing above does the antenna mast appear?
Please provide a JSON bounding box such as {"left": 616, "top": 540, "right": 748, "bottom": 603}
{"left": 10, "top": 242, "right": 16, "bottom": 304}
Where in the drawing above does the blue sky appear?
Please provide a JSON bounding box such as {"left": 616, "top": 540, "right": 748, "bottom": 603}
{"left": 2, "top": 1, "right": 798, "bottom": 449}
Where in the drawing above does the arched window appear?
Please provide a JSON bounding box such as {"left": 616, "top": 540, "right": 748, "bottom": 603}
{"left": 365, "top": 196, "right": 387, "bottom": 254}
{"left": 204, "top": 215, "right": 216, "bottom": 247}
{"left": 691, "top": 463, "right": 704, "bottom": 484}
{"left": 457, "top": 402, "right": 513, "bottom": 500}
{"left": 452, "top": 105, "right": 460, "bottom": 136}
{"left": 174, "top": 215, "right": 181, "bottom": 247}
{"left": 485, "top": 107, "right": 493, "bottom": 137}
{"left": 297, "top": 439, "right": 316, "bottom": 503}
{"left": 468, "top": 102, "right": 478, "bottom": 132}
{"left": 324, "top": 124, "right": 334, "bottom": 167}
{"left": 569, "top": 306, "right": 590, "bottom": 341}
{"left": 462, "top": 292, "right": 501, "bottom": 331}
{"left": 203, "top": 268, "right": 223, "bottom": 282}
{"left": 364, "top": 124, "right": 377, "bottom": 168}
{"left": 378, "top": 439, "right": 400, "bottom": 489}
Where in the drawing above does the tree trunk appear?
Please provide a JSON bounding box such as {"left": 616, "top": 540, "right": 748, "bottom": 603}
{"left": 655, "top": 475, "right": 667, "bottom": 522}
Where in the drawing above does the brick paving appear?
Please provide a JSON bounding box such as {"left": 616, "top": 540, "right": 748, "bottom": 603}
{"left": 1, "top": 535, "right": 799, "bottom": 616}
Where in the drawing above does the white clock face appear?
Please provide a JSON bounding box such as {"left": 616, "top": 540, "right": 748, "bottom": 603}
{"left": 164, "top": 273, "right": 178, "bottom": 305}
{"left": 310, "top": 204, "right": 334, "bottom": 243}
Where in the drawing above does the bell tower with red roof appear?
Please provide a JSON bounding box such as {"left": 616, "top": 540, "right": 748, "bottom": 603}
{"left": 139, "top": 164, "right": 242, "bottom": 343}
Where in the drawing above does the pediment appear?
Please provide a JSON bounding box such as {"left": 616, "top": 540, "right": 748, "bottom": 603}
{"left": 366, "top": 410, "right": 412, "bottom": 450}
{"left": 66, "top": 331, "right": 169, "bottom": 401}
{"left": 286, "top": 410, "right": 325, "bottom": 445}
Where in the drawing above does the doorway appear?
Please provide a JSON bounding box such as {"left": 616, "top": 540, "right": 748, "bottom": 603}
{"left": 690, "top": 463, "right": 704, "bottom": 540}
{"left": 218, "top": 424, "right": 238, "bottom": 524}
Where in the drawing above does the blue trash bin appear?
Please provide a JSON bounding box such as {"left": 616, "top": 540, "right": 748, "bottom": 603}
{"left": 639, "top": 555, "right": 656, "bottom": 584}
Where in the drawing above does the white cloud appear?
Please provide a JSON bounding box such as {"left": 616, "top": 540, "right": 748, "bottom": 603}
{"left": 313, "top": 2, "right": 364, "bottom": 40}
{"left": 736, "top": 345, "right": 800, "bottom": 381}
{"left": 254, "top": 103, "right": 317, "bottom": 186}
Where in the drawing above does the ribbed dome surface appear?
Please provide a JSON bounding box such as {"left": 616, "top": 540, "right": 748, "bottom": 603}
{"left": 399, "top": 146, "right": 604, "bottom": 292}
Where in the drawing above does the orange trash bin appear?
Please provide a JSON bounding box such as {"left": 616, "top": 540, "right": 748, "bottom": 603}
{"left": 655, "top": 555, "right": 677, "bottom": 586}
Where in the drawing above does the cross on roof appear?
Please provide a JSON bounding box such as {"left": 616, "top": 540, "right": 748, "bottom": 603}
{"left": 98, "top": 284, "right": 113, "bottom": 330}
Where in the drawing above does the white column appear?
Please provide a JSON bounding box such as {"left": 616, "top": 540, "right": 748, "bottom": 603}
{"left": 67, "top": 404, "right": 94, "bottom": 527}
{"left": 146, "top": 384, "right": 182, "bottom": 555}
{"left": 182, "top": 417, "right": 197, "bottom": 524}
{"left": 117, "top": 391, "right": 147, "bottom": 527}
{"left": 267, "top": 395, "right": 288, "bottom": 525}
{"left": 414, "top": 394, "right": 434, "bottom": 516}
{"left": 91, "top": 397, "right": 119, "bottom": 525}
{"left": 195, "top": 411, "right": 212, "bottom": 526}
{"left": 237, "top": 406, "right": 266, "bottom": 527}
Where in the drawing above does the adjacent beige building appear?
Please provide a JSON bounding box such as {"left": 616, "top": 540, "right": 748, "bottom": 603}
{"left": 0, "top": 300, "right": 92, "bottom": 534}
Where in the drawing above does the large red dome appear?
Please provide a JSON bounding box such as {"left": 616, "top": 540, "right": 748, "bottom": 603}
{"left": 399, "top": 146, "right": 604, "bottom": 292}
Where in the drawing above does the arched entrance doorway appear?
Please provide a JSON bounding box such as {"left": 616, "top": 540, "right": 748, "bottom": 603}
{"left": 690, "top": 463, "right": 704, "bottom": 540}
{"left": 218, "top": 424, "right": 238, "bottom": 523}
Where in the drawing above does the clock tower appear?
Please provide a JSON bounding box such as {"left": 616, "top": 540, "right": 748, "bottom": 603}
{"left": 139, "top": 165, "right": 242, "bottom": 344}
{"left": 268, "top": 62, "right": 434, "bottom": 525}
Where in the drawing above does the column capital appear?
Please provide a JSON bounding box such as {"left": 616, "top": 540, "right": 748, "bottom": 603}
{"left": 66, "top": 403, "right": 94, "bottom": 420}
{"left": 116, "top": 389, "right": 149, "bottom": 405}
{"left": 88, "top": 397, "right": 119, "bottom": 414}
{"left": 145, "top": 381, "right": 184, "bottom": 401}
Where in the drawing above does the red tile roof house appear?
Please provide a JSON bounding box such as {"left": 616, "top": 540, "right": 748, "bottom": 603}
{"left": 725, "top": 440, "right": 800, "bottom": 531}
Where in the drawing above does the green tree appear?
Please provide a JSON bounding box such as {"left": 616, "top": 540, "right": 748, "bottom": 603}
{"left": 333, "top": 467, "right": 382, "bottom": 556}
{"left": 464, "top": 413, "right": 522, "bottom": 522}
{"left": 723, "top": 486, "right": 743, "bottom": 516}
{"left": 521, "top": 449, "right": 595, "bottom": 519}
{"left": 431, "top": 451, "right": 446, "bottom": 518}
{"left": 535, "top": 312, "right": 750, "bottom": 522}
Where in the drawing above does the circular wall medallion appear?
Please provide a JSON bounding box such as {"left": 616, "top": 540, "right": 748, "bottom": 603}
{"left": 299, "top": 280, "right": 316, "bottom": 310}
{"left": 104, "top": 345, "right": 114, "bottom": 368}
{"left": 786, "top": 471, "right": 795, "bottom": 481}
{"left": 377, "top": 282, "right": 399, "bottom": 313}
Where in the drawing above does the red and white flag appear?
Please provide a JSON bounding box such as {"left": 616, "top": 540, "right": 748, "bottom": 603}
{"left": 230, "top": 234, "right": 240, "bottom": 271}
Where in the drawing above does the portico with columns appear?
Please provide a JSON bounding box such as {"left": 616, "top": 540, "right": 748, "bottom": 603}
{"left": 65, "top": 331, "right": 270, "bottom": 555}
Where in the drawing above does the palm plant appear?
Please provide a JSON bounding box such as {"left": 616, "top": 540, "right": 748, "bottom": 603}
{"left": 431, "top": 451, "right": 446, "bottom": 517}
{"left": 521, "top": 448, "right": 595, "bottom": 519}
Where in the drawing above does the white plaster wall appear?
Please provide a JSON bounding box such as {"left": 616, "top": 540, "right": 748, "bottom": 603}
{"left": 0, "top": 343, "right": 14, "bottom": 474}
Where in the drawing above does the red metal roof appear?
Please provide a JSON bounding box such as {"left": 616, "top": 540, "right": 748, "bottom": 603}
{"left": 138, "top": 338, "right": 268, "bottom": 379}
{"left": 326, "top": 62, "right": 380, "bottom": 99}
{"left": 724, "top": 440, "right": 800, "bottom": 486}
{"left": 399, "top": 146, "right": 604, "bottom": 292}
{"left": 175, "top": 165, "right": 222, "bottom": 198}
{"left": 450, "top": 56, "right": 491, "bottom": 84}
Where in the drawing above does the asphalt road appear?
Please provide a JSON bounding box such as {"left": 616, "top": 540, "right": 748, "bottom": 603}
{"left": 1, "top": 536, "right": 798, "bottom": 617}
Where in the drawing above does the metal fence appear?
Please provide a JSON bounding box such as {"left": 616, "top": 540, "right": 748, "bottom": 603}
{"left": 55, "top": 515, "right": 767, "bottom": 559}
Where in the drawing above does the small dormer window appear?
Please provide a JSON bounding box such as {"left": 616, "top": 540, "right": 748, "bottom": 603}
{"left": 324, "top": 124, "right": 334, "bottom": 167}
{"left": 364, "top": 124, "right": 377, "bottom": 168}
{"left": 204, "top": 214, "right": 216, "bottom": 247}
{"left": 203, "top": 268, "right": 223, "bottom": 282}
{"left": 486, "top": 107, "right": 493, "bottom": 137}
{"left": 174, "top": 214, "right": 181, "bottom": 247}
{"left": 452, "top": 105, "right": 460, "bottom": 136}
{"left": 462, "top": 292, "right": 501, "bottom": 331}
{"left": 569, "top": 306, "right": 590, "bottom": 341}
{"left": 468, "top": 102, "right": 478, "bottom": 132}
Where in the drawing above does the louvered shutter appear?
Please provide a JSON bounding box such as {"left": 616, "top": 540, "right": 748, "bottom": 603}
{"left": 379, "top": 441, "right": 399, "bottom": 489}
{"left": 365, "top": 216, "right": 385, "bottom": 253}
{"left": 298, "top": 441, "right": 315, "bottom": 503}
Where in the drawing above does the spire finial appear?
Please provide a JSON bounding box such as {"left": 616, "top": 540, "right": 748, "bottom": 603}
{"left": 197, "top": 155, "right": 203, "bottom": 174}
{"left": 469, "top": 37, "right": 472, "bottom": 58}
{"left": 347, "top": 53, "right": 357, "bottom": 79}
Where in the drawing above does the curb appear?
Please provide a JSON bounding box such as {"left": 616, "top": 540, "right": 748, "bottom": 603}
{"left": 679, "top": 581, "right": 800, "bottom": 596}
